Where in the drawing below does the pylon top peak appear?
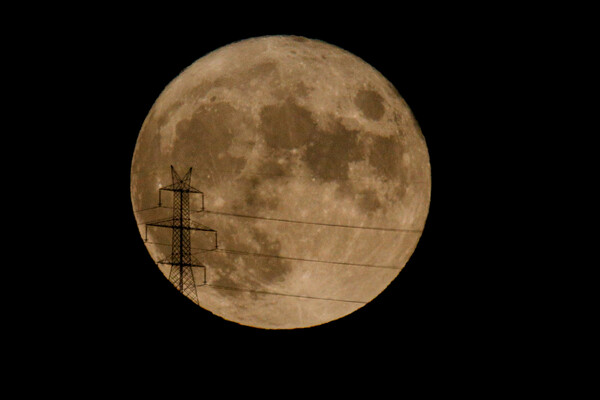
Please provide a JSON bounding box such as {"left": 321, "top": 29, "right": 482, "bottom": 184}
{"left": 170, "top": 165, "right": 193, "bottom": 183}
{"left": 160, "top": 166, "right": 200, "bottom": 193}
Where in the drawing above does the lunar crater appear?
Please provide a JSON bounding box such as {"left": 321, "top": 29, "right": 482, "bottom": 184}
{"left": 259, "top": 97, "right": 317, "bottom": 151}
{"left": 354, "top": 89, "right": 386, "bottom": 121}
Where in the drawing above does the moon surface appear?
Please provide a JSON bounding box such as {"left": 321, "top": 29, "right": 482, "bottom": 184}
{"left": 130, "top": 35, "right": 431, "bottom": 329}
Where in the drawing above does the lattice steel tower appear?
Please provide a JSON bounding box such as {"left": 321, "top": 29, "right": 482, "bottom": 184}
{"left": 145, "top": 166, "right": 217, "bottom": 304}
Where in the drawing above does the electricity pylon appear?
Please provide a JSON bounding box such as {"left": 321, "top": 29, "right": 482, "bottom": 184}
{"left": 145, "top": 166, "right": 217, "bottom": 304}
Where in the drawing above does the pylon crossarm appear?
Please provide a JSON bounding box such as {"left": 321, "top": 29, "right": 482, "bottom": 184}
{"left": 146, "top": 219, "right": 216, "bottom": 231}
{"left": 144, "top": 216, "right": 177, "bottom": 226}
{"left": 158, "top": 261, "right": 207, "bottom": 268}
{"left": 157, "top": 255, "right": 205, "bottom": 266}
{"left": 189, "top": 220, "right": 216, "bottom": 231}
{"left": 159, "top": 185, "right": 202, "bottom": 194}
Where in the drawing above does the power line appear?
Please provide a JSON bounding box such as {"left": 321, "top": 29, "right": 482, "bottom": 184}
{"left": 138, "top": 205, "right": 422, "bottom": 233}
{"left": 201, "top": 284, "right": 366, "bottom": 304}
{"left": 195, "top": 247, "right": 402, "bottom": 270}
{"left": 144, "top": 242, "right": 401, "bottom": 270}
{"left": 199, "top": 209, "right": 423, "bottom": 233}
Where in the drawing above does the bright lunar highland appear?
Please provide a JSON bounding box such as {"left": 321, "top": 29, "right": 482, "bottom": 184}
{"left": 131, "top": 35, "right": 431, "bottom": 329}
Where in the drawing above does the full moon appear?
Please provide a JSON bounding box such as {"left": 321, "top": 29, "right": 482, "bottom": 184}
{"left": 131, "top": 35, "right": 431, "bottom": 329}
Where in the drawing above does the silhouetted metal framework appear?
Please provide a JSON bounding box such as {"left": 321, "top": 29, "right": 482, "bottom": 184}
{"left": 145, "top": 166, "right": 217, "bottom": 304}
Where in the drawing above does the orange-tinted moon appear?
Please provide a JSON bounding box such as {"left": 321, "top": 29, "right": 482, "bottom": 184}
{"left": 131, "top": 35, "right": 431, "bottom": 329}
